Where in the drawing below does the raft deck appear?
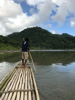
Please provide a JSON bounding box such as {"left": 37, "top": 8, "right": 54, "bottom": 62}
{"left": 0, "top": 61, "right": 40, "bottom": 100}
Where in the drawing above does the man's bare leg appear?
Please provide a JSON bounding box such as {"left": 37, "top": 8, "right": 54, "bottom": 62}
{"left": 22, "top": 59, "right": 24, "bottom": 67}
{"left": 24, "top": 59, "right": 27, "bottom": 67}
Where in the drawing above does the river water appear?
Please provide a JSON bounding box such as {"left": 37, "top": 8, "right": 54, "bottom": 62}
{"left": 0, "top": 51, "right": 75, "bottom": 100}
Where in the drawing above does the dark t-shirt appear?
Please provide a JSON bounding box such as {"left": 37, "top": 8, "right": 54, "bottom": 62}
{"left": 22, "top": 41, "right": 29, "bottom": 52}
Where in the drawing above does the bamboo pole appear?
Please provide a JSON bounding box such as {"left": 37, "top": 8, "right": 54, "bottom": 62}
{"left": 30, "top": 68, "right": 40, "bottom": 100}
{"left": 0, "top": 89, "right": 35, "bottom": 93}
{"left": 24, "top": 70, "right": 27, "bottom": 100}
{"left": 23, "top": 68, "right": 26, "bottom": 100}
{"left": 4, "top": 71, "right": 17, "bottom": 100}
{"left": 16, "top": 70, "right": 22, "bottom": 100}
{"left": 29, "top": 51, "right": 36, "bottom": 72}
{"left": 30, "top": 68, "right": 36, "bottom": 100}
{"left": 11, "top": 69, "right": 22, "bottom": 100}
{"left": 4, "top": 69, "right": 20, "bottom": 100}
{"left": 28, "top": 68, "right": 32, "bottom": 100}
{"left": 20, "top": 70, "right": 24, "bottom": 100}
{"left": 7, "top": 69, "right": 20, "bottom": 100}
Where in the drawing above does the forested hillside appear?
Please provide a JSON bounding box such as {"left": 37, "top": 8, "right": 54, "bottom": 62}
{"left": 0, "top": 27, "right": 75, "bottom": 50}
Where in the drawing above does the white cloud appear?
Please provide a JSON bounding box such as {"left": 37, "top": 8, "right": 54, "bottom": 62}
{"left": 51, "top": 2, "right": 69, "bottom": 25}
{"left": 52, "top": 0, "right": 64, "bottom": 6}
{"left": 51, "top": 0, "right": 75, "bottom": 25}
{"left": 70, "top": 17, "right": 75, "bottom": 27}
{"left": 0, "top": 0, "right": 52, "bottom": 36}
{"left": 26, "top": 0, "right": 45, "bottom": 6}
{"left": 0, "top": 0, "right": 22, "bottom": 18}
{"left": 37, "top": 0, "right": 52, "bottom": 22}
{"left": 0, "top": 23, "right": 6, "bottom": 35}
{"left": 71, "top": 21, "right": 75, "bottom": 27}
{"left": 0, "top": 0, "right": 23, "bottom": 35}
{"left": 66, "top": 0, "right": 75, "bottom": 15}
{"left": 51, "top": 30, "right": 56, "bottom": 34}
{"left": 51, "top": 30, "right": 62, "bottom": 35}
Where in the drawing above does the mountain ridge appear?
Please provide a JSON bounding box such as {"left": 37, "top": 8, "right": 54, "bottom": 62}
{"left": 0, "top": 27, "right": 75, "bottom": 50}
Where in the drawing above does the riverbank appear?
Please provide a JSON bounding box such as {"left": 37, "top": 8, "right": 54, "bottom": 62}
{"left": 0, "top": 50, "right": 21, "bottom": 54}
{"left": 0, "top": 49, "right": 75, "bottom": 54}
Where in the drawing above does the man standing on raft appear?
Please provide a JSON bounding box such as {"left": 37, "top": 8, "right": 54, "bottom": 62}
{"left": 22, "top": 37, "right": 29, "bottom": 67}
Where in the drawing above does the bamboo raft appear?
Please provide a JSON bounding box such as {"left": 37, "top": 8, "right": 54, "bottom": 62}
{"left": 0, "top": 60, "right": 40, "bottom": 100}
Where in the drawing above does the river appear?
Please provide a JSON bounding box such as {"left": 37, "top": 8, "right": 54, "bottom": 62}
{"left": 0, "top": 51, "right": 75, "bottom": 100}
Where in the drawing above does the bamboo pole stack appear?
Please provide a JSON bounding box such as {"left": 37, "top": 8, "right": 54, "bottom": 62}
{"left": 0, "top": 61, "right": 40, "bottom": 100}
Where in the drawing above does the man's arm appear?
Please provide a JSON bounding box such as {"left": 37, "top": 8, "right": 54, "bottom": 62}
{"left": 27, "top": 47, "right": 30, "bottom": 52}
{"left": 27, "top": 42, "right": 29, "bottom": 52}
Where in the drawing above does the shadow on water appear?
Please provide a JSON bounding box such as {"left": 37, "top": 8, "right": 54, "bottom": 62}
{"left": 30, "top": 51, "right": 75, "bottom": 65}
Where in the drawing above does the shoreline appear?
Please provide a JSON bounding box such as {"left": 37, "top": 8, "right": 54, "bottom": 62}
{"left": 0, "top": 49, "right": 75, "bottom": 54}
{"left": 0, "top": 50, "right": 21, "bottom": 54}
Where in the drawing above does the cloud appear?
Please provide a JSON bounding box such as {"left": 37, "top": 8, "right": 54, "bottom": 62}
{"left": 37, "top": 0, "right": 52, "bottom": 22}
{"left": 51, "top": 30, "right": 56, "bottom": 34}
{"left": 26, "top": 0, "right": 45, "bottom": 6}
{"left": 51, "top": 0, "right": 75, "bottom": 25}
{"left": 51, "top": 30, "right": 62, "bottom": 35}
{"left": 66, "top": 0, "right": 75, "bottom": 15}
{"left": 0, "top": 0, "right": 22, "bottom": 18}
{"left": 0, "top": 0, "right": 75, "bottom": 36}
{"left": 70, "top": 17, "right": 75, "bottom": 27}
{"left": 0, "top": 0, "right": 52, "bottom": 36}
{"left": 0, "top": 23, "right": 6, "bottom": 35}
{"left": 71, "top": 21, "right": 75, "bottom": 27}
{"left": 51, "top": 2, "right": 69, "bottom": 25}
{"left": 52, "top": 0, "right": 64, "bottom": 6}
{"left": 0, "top": 0, "right": 23, "bottom": 35}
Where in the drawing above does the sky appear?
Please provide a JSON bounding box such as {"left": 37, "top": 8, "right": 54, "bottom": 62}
{"left": 0, "top": 0, "right": 75, "bottom": 36}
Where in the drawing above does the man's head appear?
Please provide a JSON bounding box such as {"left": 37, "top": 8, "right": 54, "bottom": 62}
{"left": 25, "top": 37, "right": 29, "bottom": 42}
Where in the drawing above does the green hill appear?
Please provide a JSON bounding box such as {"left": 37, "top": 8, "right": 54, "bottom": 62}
{"left": 0, "top": 27, "right": 75, "bottom": 50}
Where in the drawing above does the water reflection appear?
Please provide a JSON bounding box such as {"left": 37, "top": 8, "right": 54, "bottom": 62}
{"left": 30, "top": 51, "right": 75, "bottom": 65}
{"left": 0, "top": 61, "right": 18, "bottom": 81}
{"left": 0, "top": 52, "right": 21, "bottom": 62}
{"left": 30, "top": 51, "right": 75, "bottom": 100}
{"left": 34, "top": 62, "right": 75, "bottom": 100}
{"left": 0, "top": 52, "right": 22, "bottom": 81}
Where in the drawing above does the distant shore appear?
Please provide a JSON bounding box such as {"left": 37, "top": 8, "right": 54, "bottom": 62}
{"left": 0, "top": 50, "right": 21, "bottom": 54}
{"left": 0, "top": 49, "right": 75, "bottom": 54}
